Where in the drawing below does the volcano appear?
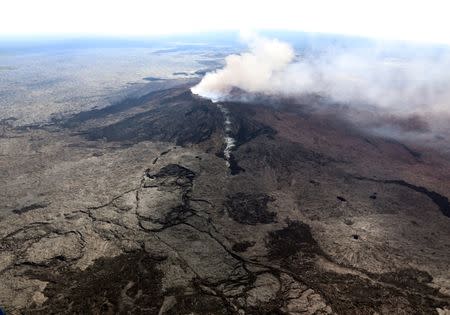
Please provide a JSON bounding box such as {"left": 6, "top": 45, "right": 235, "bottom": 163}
{"left": 1, "top": 83, "right": 450, "bottom": 314}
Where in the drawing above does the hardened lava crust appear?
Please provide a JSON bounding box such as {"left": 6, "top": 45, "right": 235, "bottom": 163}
{"left": 1, "top": 85, "right": 449, "bottom": 314}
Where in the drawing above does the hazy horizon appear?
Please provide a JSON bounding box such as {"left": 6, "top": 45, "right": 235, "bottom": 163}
{"left": 2, "top": 0, "right": 450, "bottom": 45}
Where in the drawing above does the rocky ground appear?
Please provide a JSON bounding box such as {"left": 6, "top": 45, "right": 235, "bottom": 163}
{"left": 0, "top": 84, "right": 449, "bottom": 314}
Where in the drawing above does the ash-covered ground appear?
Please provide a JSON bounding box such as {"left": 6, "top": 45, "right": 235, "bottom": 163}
{"left": 1, "top": 36, "right": 450, "bottom": 315}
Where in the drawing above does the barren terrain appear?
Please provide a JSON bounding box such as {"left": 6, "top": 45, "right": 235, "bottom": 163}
{"left": 0, "top": 83, "right": 449, "bottom": 314}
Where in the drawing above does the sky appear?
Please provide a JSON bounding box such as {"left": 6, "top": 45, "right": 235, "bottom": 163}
{"left": 1, "top": 0, "right": 449, "bottom": 45}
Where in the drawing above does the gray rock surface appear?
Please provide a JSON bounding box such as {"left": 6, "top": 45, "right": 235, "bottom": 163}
{"left": 0, "top": 86, "right": 449, "bottom": 314}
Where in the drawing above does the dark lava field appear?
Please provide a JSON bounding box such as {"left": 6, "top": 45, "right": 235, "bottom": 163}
{"left": 1, "top": 82, "right": 450, "bottom": 314}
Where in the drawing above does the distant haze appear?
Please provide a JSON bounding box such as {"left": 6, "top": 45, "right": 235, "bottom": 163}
{"left": 1, "top": 0, "right": 450, "bottom": 45}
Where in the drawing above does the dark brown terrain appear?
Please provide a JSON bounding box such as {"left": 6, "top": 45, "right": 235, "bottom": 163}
{"left": 0, "top": 84, "right": 449, "bottom": 314}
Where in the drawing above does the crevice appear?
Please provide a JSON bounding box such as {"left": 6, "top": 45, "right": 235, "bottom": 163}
{"left": 354, "top": 176, "right": 450, "bottom": 217}
{"left": 87, "top": 187, "right": 140, "bottom": 210}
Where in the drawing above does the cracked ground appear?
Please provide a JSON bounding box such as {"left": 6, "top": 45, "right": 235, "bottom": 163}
{"left": 1, "top": 85, "right": 450, "bottom": 314}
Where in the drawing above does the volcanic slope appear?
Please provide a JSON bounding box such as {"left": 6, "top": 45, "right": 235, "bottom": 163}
{"left": 0, "top": 85, "right": 449, "bottom": 314}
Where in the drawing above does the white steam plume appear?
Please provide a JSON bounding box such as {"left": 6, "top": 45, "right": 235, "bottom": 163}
{"left": 191, "top": 33, "right": 294, "bottom": 101}
{"left": 191, "top": 34, "right": 450, "bottom": 118}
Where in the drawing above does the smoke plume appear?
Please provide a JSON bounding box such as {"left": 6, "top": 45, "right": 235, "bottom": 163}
{"left": 191, "top": 34, "right": 295, "bottom": 101}
{"left": 191, "top": 34, "right": 450, "bottom": 124}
